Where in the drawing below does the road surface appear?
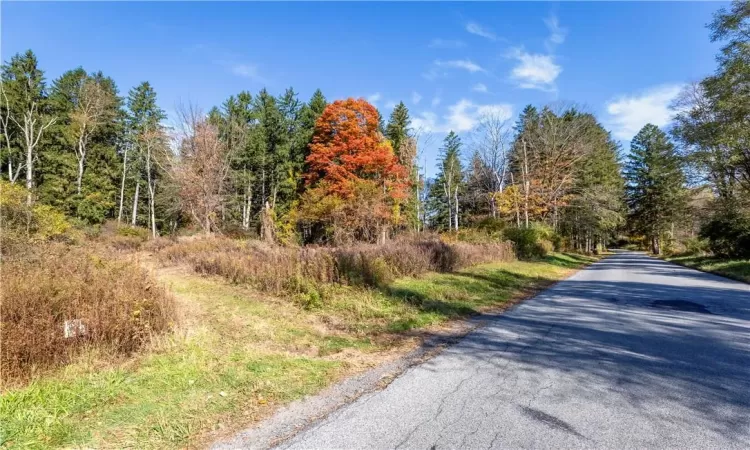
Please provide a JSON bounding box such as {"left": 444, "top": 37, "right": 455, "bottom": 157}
{"left": 277, "top": 251, "right": 750, "bottom": 449}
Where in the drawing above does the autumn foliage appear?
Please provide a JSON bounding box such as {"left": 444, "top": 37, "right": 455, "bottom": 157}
{"left": 301, "top": 98, "right": 409, "bottom": 243}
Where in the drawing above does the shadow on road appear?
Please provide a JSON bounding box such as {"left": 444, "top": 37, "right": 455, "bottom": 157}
{"left": 419, "top": 253, "right": 750, "bottom": 441}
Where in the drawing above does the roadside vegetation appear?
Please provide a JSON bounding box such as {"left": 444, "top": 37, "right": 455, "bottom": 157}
{"left": 1, "top": 224, "right": 593, "bottom": 447}
{"left": 664, "top": 254, "right": 750, "bottom": 283}
{"left": 4, "top": 1, "right": 750, "bottom": 448}
{"left": 617, "top": 2, "right": 750, "bottom": 284}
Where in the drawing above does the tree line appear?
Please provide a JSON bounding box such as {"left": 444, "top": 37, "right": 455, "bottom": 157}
{"left": 5, "top": 0, "right": 747, "bottom": 256}
{"left": 624, "top": 0, "right": 750, "bottom": 257}
{"left": 0, "top": 50, "right": 629, "bottom": 249}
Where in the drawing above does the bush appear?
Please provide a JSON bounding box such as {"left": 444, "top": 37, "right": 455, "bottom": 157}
{"left": 75, "top": 192, "right": 114, "bottom": 224}
{"left": 684, "top": 237, "right": 710, "bottom": 255}
{"left": 0, "top": 181, "right": 72, "bottom": 255}
{"left": 503, "top": 224, "right": 555, "bottom": 259}
{"left": 156, "top": 235, "right": 515, "bottom": 293}
{"left": 700, "top": 212, "right": 750, "bottom": 258}
{"left": 116, "top": 225, "right": 150, "bottom": 240}
{"left": 1, "top": 244, "right": 175, "bottom": 381}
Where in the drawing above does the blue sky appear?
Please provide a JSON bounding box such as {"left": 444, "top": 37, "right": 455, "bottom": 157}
{"left": 2, "top": 2, "right": 725, "bottom": 174}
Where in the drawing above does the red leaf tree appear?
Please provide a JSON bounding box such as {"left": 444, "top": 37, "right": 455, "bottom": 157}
{"left": 301, "top": 98, "right": 410, "bottom": 244}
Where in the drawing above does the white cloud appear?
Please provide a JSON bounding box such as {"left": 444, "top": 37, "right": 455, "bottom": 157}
{"left": 466, "top": 22, "right": 497, "bottom": 41}
{"left": 432, "top": 96, "right": 442, "bottom": 107}
{"left": 385, "top": 100, "right": 398, "bottom": 109}
{"left": 231, "top": 63, "right": 262, "bottom": 81}
{"left": 544, "top": 15, "right": 567, "bottom": 51}
{"left": 411, "top": 91, "right": 423, "bottom": 105}
{"left": 429, "top": 39, "right": 465, "bottom": 49}
{"left": 434, "top": 59, "right": 485, "bottom": 73}
{"left": 367, "top": 92, "right": 382, "bottom": 104}
{"left": 472, "top": 83, "right": 488, "bottom": 93}
{"left": 605, "top": 84, "right": 684, "bottom": 141}
{"left": 411, "top": 99, "right": 513, "bottom": 133}
{"left": 508, "top": 49, "right": 561, "bottom": 91}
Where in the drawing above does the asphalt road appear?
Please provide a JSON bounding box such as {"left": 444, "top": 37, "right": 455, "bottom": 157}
{"left": 277, "top": 251, "right": 750, "bottom": 449}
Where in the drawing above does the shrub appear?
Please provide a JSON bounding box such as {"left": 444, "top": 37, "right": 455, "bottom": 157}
{"left": 156, "top": 235, "right": 515, "bottom": 293}
{"left": 116, "top": 225, "right": 150, "bottom": 240}
{"left": 0, "top": 181, "right": 71, "bottom": 256}
{"left": 699, "top": 212, "right": 750, "bottom": 259}
{"left": 75, "top": 192, "right": 114, "bottom": 224}
{"left": 1, "top": 244, "right": 175, "bottom": 382}
{"left": 684, "top": 237, "right": 710, "bottom": 256}
{"left": 503, "top": 225, "right": 554, "bottom": 259}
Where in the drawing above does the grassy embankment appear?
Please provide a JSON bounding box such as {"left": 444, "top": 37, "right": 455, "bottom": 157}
{"left": 665, "top": 254, "right": 750, "bottom": 283}
{"left": 0, "top": 247, "right": 594, "bottom": 449}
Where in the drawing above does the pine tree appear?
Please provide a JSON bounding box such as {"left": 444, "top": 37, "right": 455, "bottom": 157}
{"left": 385, "top": 102, "right": 411, "bottom": 158}
{"left": 428, "top": 131, "right": 464, "bottom": 231}
{"left": 43, "top": 69, "right": 121, "bottom": 222}
{"left": 625, "top": 124, "right": 687, "bottom": 254}
{"left": 562, "top": 132, "right": 624, "bottom": 252}
{"left": 0, "top": 50, "right": 55, "bottom": 205}
{"left": 124, "top": 82, "right": 166, "bottom": 235}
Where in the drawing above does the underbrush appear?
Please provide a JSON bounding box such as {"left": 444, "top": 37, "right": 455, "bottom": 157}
{"left": 156, "top": 235, "right": 515, "bottom": 293}
{"left": 0, "top": 252, "right": 592, "bottom": 449}
{"left": 1, "top": 244, "right": 175, "bottom": 383}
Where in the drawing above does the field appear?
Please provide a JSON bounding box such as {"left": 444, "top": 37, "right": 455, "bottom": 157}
{"left": 0, "top": 249, "right": 593, "bottom": 449}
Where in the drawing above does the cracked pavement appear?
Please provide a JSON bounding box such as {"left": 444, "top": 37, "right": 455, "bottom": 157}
{"left": 275, "top": 252, "right": 750, "bottom": 449}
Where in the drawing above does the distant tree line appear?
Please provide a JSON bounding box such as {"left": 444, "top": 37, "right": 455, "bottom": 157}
{"left": 0, "top": 49, "right": 630, "bottom": 249}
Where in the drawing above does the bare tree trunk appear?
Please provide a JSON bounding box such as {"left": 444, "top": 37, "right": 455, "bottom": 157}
{"left": 77, "top": 154, "right": 85, "bottom": 195}
{"left": 146, "top": 144, "right": 157, "bottom": 238}
{"left": 454, "top": 186, "right": 459, "bottom": 231}
{"left": 415, "top": 178, "right": 420, "bottom": 233}
{"left": 131, "top": 181, "right": 140, "bottom": 226}
{"left": 25, "top": 130, "right": 33, "bottom": 205}
{"left": 522, "top": 139, "right": 530, "bottom": 228}
{"left": 149, "top": 183, "right": 157, "bottom": 238}
{"left": 76, "top": 132, "right": 86, "bottom": 195}
{"left": 510, "top": 172, "right": 520, "bottom": 227}
{"left": 652, "top": 236, "right": 661, "bottom": 255}
{"left": 117, "top": 146, "right": 128, "bottom": 223}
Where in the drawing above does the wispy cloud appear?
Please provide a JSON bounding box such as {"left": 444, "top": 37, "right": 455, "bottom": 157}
{"left": 412, "top": 99, "right": 513, "bottom": 133}
{"left": 605, "top": 84, "right": 684, "bottom": 141}
{"left": 231, "top": 63, "right": 262, "bottom": 80}
{"left": 466, "top": 22, "right": 497, "bottom": 41}
{"left": 472, "top": 83, "right": 489, "bottom": 93}
{"left": 385, "top": 100, "right": 398, "bottom": 109}
{"left": 367, "top": 92, "right": 382, "bottom": 104}
{"left": 508, "top": 49, "right": 561, "bottom": 92}
{"left": 411, "top": 91, "right": 423, "bottom": 105}
{"left": 435, "top": 59, "right": 485, "bottom": 73}
{"left": 544, "top": 15, "right": 567, "bottom": 51}
{"left": 431, "top": 96, "right": 442, "bottom": 107}
{"left": 429, "top": 38, "right": 466, "bottom": 49}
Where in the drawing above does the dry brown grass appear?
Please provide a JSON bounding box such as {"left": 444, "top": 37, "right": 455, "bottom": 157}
{"left": 155, "top": 235, "right": 515, "bottom": 293}
{"left": 1, "top": 243, "right": 176, "bottom": 383}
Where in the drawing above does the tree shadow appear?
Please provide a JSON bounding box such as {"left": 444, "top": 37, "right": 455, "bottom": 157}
{"left": 414, "top": 259, "right": 750, "bottom": 442}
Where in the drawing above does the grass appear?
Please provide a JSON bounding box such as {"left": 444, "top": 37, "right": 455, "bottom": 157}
{"left": 0, "top": 252, "right": 595, "bottom": 449}
{"left": 665, "top": 254, "right": 750, "bottom": 283}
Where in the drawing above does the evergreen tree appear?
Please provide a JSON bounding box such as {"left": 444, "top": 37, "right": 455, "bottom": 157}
{"left": 0, "top": 50, "right": 55, "bottom": 204}
{"left": 124, "top": 82, "right": 166, "bottom": 235}
{"left": 427, "top": 131, "right": 464, "bottom": 231}
{"left": 625, "top": 124, "right": 687, "bottom": 254}
{"left": 42, "top": 69, "right": 121, "bottom": 222}
{"left": 384, "top": 102, "right": 420, "bottom": 230}
{"left": 561, "top": 132, "right": 624, "bottom": 252}
{"left": 385, "top": 102, "right": 411, "bottom": 158}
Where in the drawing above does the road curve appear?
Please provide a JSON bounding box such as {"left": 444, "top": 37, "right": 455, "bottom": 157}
{"left": 277, "top": 251, "right": 750, "bottom": 449}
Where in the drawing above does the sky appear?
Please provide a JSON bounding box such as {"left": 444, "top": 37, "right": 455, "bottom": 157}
{"left": 2, "top": 1, "right": 725, "bottom": 175}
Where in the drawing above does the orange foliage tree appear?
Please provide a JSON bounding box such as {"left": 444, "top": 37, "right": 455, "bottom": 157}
{"left": 300, "top": 98, "right": 409, "bottom": 244}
